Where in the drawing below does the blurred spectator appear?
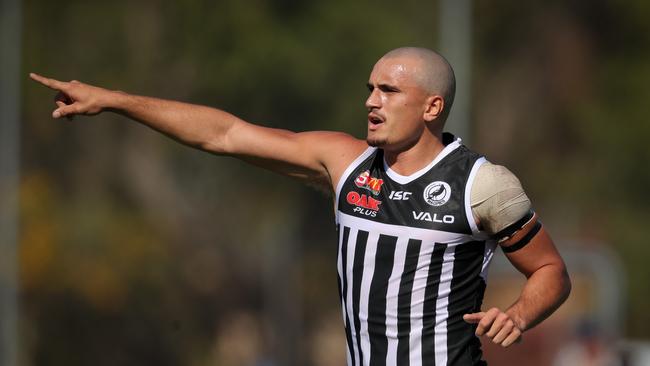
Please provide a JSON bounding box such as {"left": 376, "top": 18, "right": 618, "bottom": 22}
{"left": 554, "top": 318, "right": 622, "bottom": 366}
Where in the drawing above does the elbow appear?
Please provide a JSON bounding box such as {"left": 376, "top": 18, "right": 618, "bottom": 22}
{"left": 200, "top": 118, "right": 238, "bottom": 155}
{"left": 557, "top": 264, "right": 572, "bottom": 305}
{"left": 200, "top": 125, "right": 234, "bottom": 155}
{"left": 562, "top": 267, "right": 572, "bottom": 302}
{"left": 200, "top": 137, "right": 229, "bottom": 155}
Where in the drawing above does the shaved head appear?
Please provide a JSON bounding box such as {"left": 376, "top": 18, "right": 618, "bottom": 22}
{"left": 380, "top": 47, "right": 456, "bottom": 119}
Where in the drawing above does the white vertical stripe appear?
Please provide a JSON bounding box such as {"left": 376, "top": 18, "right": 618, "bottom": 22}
{"left": 434, "top": 245, "right": 457, "bottom": 366}
{"left": 346, "top": 229, "right": 361, "bottom": 366}
{"left": 359, "top": 232, "right": 379, "bottom": 366}
{"left": 409, "top": 240, "right": 434, "bottom": 366}
{"left": 385, "top": 237, "right": 409, "bottom": 366}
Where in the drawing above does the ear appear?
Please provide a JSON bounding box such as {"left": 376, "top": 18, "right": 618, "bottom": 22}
{"left": 423, "top": 95, "right": 444, "bottom": 122}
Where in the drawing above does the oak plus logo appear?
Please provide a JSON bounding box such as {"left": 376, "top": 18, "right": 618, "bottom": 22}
{"left": 354, "top": 170, "right": 384, "bottom": 196}
{"left": 423, "top": 181, "right": 451, "bottom": 206}
{"left": 346, "top": 191, "right": 382, "bottom": 217}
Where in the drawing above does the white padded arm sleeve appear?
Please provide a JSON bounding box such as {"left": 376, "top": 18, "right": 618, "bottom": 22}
{"left": 470, "top": 162, "right": 532, "bottom": 235}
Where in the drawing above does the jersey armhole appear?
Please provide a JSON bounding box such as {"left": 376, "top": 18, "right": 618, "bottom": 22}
{"left": 464, "top": 157, "right": 488, "bottom": 238}
{"left": 334, "top": 146, "right": 377, "bottom": 218}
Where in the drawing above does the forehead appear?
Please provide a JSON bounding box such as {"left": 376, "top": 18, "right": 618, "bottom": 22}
{"left": 369, "top": 57, "right": 422, "bottom": 87}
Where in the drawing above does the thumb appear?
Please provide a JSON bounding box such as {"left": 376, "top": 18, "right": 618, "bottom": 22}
{"left": 463, "top": 312, "right": 485, "bottom": 324}
{"left": 53, "top": 103, "right": 79, "bottom": 118}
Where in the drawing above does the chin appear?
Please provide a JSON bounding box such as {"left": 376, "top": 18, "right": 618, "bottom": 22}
{"left": 366, "top": 137, "right": 388, "bottom": 147}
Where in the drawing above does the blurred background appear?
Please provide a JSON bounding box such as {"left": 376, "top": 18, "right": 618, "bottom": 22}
{"left": 2, "top": 0, "right": 650, "bottom": 365}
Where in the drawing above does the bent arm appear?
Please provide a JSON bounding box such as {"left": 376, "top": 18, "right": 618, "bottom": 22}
{"left": 465, "top": 163, "right": 571, "bottom": 347}
{"left": 29, "top": 73, "right": 366, "bottom": 190}
{"left": 501, "top": 222, "right": 572, "bottom": 331}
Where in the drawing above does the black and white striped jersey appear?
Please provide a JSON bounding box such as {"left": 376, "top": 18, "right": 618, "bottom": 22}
{"left": 335, "top": 134, "right": 496, "bottom": 366}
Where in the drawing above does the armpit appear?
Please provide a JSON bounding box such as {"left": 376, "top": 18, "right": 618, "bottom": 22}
{"left": 470, "top": 162, "right": 532, "bottom": 235}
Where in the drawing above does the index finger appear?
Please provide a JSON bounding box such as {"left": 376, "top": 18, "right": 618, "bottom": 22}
{"left": 463, "top": 312, "right": 485, "bottom": 324}
{"left": 29, "top": 73, "right": 69, "bottom": 91}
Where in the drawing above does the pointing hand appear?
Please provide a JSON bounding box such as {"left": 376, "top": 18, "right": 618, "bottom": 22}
{"left": 29, "top": 73, "right": 112, "bottom": 119}
{"left": 463, "top": 307, "right": 523, "bottom": 347}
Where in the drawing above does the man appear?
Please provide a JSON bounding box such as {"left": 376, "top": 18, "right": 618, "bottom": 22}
{"left": 31, "top": 47, "right": 571, "bottom": 365}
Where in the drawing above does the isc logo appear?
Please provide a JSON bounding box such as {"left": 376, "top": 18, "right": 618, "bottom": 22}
{"left": 389, "top": 191, "right": 412, "bottom": 200}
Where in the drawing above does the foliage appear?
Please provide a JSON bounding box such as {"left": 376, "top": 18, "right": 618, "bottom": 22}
{"left": 19, "top": 0, "right": 650, "bottom": 364}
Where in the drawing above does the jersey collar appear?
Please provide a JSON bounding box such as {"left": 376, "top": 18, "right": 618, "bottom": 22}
{"left": 383, "top": 134, "right": 462, "bottom": 185}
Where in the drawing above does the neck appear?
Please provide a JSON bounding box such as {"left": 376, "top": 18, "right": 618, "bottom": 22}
{"left": 383, "top": 129, "right": 446, "bottom": 176}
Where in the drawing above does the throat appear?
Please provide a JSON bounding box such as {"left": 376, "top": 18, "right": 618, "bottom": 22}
{"left": 384, "top": 141, "right": 446, "bottom": 176}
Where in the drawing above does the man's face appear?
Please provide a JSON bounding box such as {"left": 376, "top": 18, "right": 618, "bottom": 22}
{"left": 365, "top": 57, "right": 430, "bottom": 150}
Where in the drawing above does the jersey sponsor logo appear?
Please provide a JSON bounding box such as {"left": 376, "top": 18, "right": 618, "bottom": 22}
{"left": 412, "top": 211, "right": 455, "bottom": 224}
{"left": 347, "top": 191, "right": 381, "bottom": 217}
{"left": 389, "top": 190, "right": 412, "bottom": 200}
{"left": 423, "top": 181, "right": 452, "bottom": 206}
{"left": 354, "top": 170, "right": 384, "bottom": 196}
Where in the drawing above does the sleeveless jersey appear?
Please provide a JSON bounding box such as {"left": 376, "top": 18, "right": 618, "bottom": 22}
{"left": 335, "top": 135, "right": 497, "bottom": 366}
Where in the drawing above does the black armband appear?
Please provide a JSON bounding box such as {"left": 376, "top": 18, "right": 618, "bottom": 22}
{"left": 501, "top": 221, "right": 542, "bottom": 253}
{"left": 495, "top": 210, "right": 535, "bottom": 241}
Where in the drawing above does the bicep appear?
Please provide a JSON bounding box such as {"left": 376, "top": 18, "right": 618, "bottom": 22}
{"left": 501, "top": 219, "right": 566, "bottom": 278}
{"left": 216, "top": 120, "right": 365, "bottom": 189}
{"left": 471, "top": 163, "right": 566, "bottom": 276}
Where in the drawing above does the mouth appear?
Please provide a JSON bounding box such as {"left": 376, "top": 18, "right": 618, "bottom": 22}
{"left": 368, "top": 113, "right": 384, "bottom": 131}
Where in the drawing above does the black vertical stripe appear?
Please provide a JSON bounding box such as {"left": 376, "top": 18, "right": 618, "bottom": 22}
{"left": 352, "top": 230, "right": 369, "bottom": 366}
{"left": 446, "top": 241, "right": 487, "bottom": 366}
{"left": 338, "top": 226, "right": 356, "bottom": 365}
{"left": 368, "top": 234, "right": 398, "bottom": 366}
{"left": 421, "top": 243, "right": 448, "bottom": 366}
{"left": 336, "top": 224, "right": 344, "bottom": 302}
{"left": 396, "top": 239, "right": 422, "bottom": 366}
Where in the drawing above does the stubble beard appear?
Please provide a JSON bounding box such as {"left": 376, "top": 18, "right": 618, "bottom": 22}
{"left": 366, "top": 137, "right": 388, "bottom": 147}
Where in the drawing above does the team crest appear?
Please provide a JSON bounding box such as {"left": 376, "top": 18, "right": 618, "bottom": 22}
{"left": 354, "top": 170, "right": 384, "bottom": 196}
{"left": 423, "top": 181, "right": 451, "bottom": 206}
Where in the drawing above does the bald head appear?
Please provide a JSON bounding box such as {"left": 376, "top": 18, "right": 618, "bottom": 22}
{"left": 380, "top": 47, "right": 456, "bottom": 118}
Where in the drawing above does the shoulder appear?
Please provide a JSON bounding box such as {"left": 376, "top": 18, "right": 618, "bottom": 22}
{"left": 473, "top": 162, "right": 524, "bottom": 192}
{"left": 299, "top": 131, "right": 368, "bottom": 191}
{"left": 304, "top": 131, "right": 368, "bottom": 163}
{"left": 470, "top": 162, "right": 532, "bottom": 235}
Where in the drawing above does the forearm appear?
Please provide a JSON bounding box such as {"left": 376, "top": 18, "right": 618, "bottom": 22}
{"left": 105, "top": 91, "right": 240, "bottom": 153}
{"left": 506, "top": 263, "right": 571, "bottom": 331}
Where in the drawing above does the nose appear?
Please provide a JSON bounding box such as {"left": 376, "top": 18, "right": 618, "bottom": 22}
{"left": 365, "top": 88, "right": 381, "bottom": 110}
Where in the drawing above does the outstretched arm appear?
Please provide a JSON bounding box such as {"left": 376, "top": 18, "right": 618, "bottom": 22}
{"left": 29, "top": 73, "right": 366, "bottom": 190}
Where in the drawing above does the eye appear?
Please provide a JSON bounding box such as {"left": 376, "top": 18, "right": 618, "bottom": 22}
{"left": 366, "top": 83, "right": 374, "bottom": 92}
{"left": 379, "top": 85, "right": 399, "bottom": 93}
